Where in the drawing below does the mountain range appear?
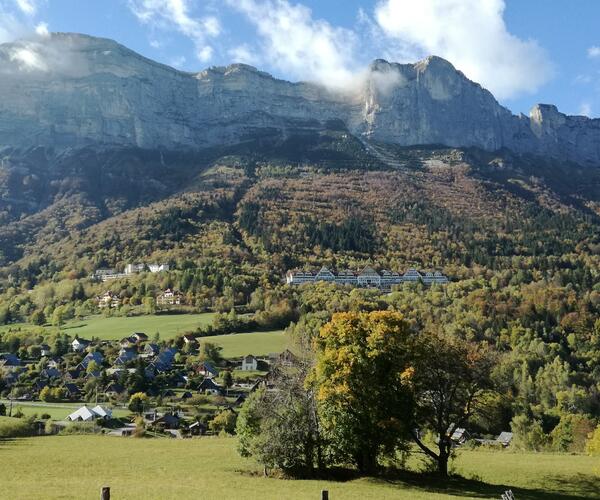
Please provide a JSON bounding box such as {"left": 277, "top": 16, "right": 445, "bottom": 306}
{"left": 0, "top": 33, "right": 599, "bottom": 279}
{"left": 0, "top": 32, "right": 599, "bottom": 166}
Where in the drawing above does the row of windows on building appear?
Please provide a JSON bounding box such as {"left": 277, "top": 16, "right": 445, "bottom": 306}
{"left": 285, "top": 266, "right": 449, "bottom": 289}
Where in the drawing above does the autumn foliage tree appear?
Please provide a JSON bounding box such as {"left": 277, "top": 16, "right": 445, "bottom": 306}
{"left": 313, "top": 311, "right": 415, "bottom": 474}
{"left": 409, "top": 332, "right": 496, "bottom": 475}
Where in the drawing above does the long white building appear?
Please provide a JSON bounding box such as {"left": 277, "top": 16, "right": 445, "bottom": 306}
{"left": 286, "top": 266, "right": 448, "bottom": 289}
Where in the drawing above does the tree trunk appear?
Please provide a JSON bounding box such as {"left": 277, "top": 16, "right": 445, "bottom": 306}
{"left": 437, "top": 453, "right": 449, "bottom": 476}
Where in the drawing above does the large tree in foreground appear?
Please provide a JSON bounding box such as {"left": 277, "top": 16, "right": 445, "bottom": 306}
{"left": 409, "top": 332, "right": 496, "bottom": 476}
{"left": 313, "top": 311, "right": 415, "bottom": 474}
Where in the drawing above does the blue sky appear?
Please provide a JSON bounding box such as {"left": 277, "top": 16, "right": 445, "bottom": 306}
{"left": 1, "top": 0, "right": 600, "bottom": 117}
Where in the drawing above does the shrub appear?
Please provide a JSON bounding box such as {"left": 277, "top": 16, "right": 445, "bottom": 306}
{"left": 0, "top": 418, "right": 34, "bottom": 438}
{"left": 586, "top": 425, "right": 600, "bottom": 456}
{"left": 59, "top": 422, "right": 100, "bottom": 435}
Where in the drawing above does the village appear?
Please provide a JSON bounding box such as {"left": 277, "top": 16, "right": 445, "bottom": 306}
{"left": 0, "top": 328, "right": 296, "bottom": 439}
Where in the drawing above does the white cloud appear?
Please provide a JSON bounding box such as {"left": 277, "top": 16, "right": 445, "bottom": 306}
{"left": 128, "top": 0, "right": 220, "bottom": 62}
{"left": 228, "top": 44, "right": 261, "bottom": 66}
{"left": 578, "top": 102, "right": 592, "bottom": 116}
{"left": 373, "top": 0, "right": 553, "bottom": 99}
{"left": 227, "top": 0, "right": 360, "bottom": 89}
{"left": 14, "top": 0, "right": 37, "bottom": 16}
{"left": 588, "top": 46, "right": 600, "bottom": 59}
{"left": 34, "top": 21, "right": 48, "bottom": 37}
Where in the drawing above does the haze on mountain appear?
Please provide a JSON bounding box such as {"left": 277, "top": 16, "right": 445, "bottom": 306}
{"left": 0, "top": 32, "right": 599, "bottom": 167}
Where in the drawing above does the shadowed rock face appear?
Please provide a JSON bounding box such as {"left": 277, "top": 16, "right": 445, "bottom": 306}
{"left": 0, "top": 33, "right": 599, "bottom": 166}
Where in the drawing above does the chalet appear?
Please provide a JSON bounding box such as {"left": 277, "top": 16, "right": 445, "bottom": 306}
{"left": 155, "top": 348, "right": 177, "bottom": 372}
{"left": 187, "top": 421, "right": 207, "bottom": 436}
{"left": 39, "top": 344, "right": 52, "bottom": 357}
{"left": 46, "top": 358, "right": 61, "bottom": 369}
{"left": 97, "top": 291, "right": 121, "bottom": 309}
{"left": 241, "top": 355, "right": 258, "bottom": 371}
{"left": 199, "top": 377, "right": 223, "bottom": 395}
{"left": 40, "top": 368, "right": 61, "bottom": 380}
{"left": 63, "top": 383, "right": 82, "bottom": 399}
{"left": 271, "top": 349, "right": 297, "bottom": 367}
{"left": 182, "top": 334, "right": 198, "bottom": 346}
{"left": 148, "top": 412, "right": 180, "bottom": 430}
{"left": 131, "top": 332, "right": 149, "bottom": 343}
{"left": 115, "top": 347, "right": 137, "bottom": 366}
{"left": 156, "top": 288, "right": 183, "bottom": 306}
{"left": 0, "top": 353, "right": 21, "bottom": 368}
{"left": 105, "top": 382, "right": 125, "bottom": 397}
{"left": 450, "top": 427, "right": 469, "bottom": 444}
{"left": 196, "top": 361, "right": 219, "bottom": 378}
{"left": 81, "top": 351, "right": 104, "bottom": 369}
{"left": 64, "top": 366, "right": 84, "bottom": 381}
{"left": 142, "top": 343, "right": 160, "bottom": 358}
{"left": 71, "top": 338, "right": 92, "bottom": 353}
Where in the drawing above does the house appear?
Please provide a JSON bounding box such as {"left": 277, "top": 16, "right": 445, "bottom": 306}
{"left": 449, "top": 427, "right": 469, "bottom": 445}
{"left": 115, "top": 347, "right": 138, "bottom": 366}
{"left": 46, "top": 357, "right": 61, "bottom": 369}
{"left": 199, "top": 377, "right": 223, "bottom": 395}
{"left": 187, "top": 421, "right": 206, "bottom": 436}
{"left": 131, "top": 332, "right": 148, "bottom": 343}
{"left": 81, "top": 351, "right": 104, "bottom": 369}
{"left": 148, "top": 412, "right": 180, "bottom": 430}
{"left": 97, "top": 291, "right": 121, "bottom": 309}
{"left": 63, "top": 383, "right": 81, "bottom": 399}
{"left": 155, "top": 348, "right": 177, "bottom": 372}
{"left": 241, "top": 355, "right": 258, "bottom": 371}
{"left": 64, "top": 366, "right": 85, "bottom": 381}
{"left": 272, "top": 349, "right": 297, "bottom": 367}
{"left": 39, "top": 344, "right": 52, "bottom": 357}
{"left": 71, "top": 338, "right": 92, "bottom": 353}
{"left": 496, "top": 432, "right": 513, "bottom": 447}
{"left": 40, "top": 368, "right": 61, "bottom": 380}
{"left": 124, "top": 263, "right": 170, "bottom": 275}
{"left": 182, "top": 334, "right": 197, "bottom": 347}
{"left": 156, "top": 288, "right": 184, "bottom": 306}
{"left": 0, "top": 353, "right": 21, "bottom": 368}
{"left": 66, "top": 405, "right": 112, "bottom": 422}
{"left": 142, "top": 343, "right": 160, "bottom": 358}
{"left": 105, "top": 382, "right": 125, "bottom": 397}
{"left": 180, "top": 391, "right": 193, "bottom": 401}
{"left": 196, "top": 361, "right": 218, "bottom": 378}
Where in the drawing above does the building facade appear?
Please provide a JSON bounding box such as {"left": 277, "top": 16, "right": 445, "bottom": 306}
{"left": 286, "top": 266, "right": 449, "bottom": 290}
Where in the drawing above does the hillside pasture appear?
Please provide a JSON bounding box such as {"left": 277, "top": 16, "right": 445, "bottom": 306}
{"left": 58, "top": 313, "right": 215, "bottom": 340}
{"left": 0, "top": 436, "right": 598, "bottom": 499}
{"left": 207, "top": 330, "right": 287, "bottom": 358}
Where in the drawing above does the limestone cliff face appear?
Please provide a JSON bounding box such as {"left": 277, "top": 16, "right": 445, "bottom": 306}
{"left": 0, "top": 33, "right": 599, "bottom": 166}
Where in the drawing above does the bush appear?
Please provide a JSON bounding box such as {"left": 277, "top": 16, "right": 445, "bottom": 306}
{"left": 0, "top": 418, "right": 34, "bottom": 438}
{"left": 59, "top": 422, "right": 100, "bottom": 435}
{"left": 586, "top": 425, "right": 600, "bottom": 456}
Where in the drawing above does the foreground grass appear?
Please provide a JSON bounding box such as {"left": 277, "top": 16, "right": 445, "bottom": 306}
{"left": 0, "top": 436, "right": 598, "bottom": 500}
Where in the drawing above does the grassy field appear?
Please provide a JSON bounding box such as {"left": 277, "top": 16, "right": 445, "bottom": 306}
{"left": 0, "top": 436, "right": 598, "bottom": 499}
{"left": 57, "top": 313, "right": 216, "bottom": 340}
{"left": 0, "top": 401, "right": 130, "bottom": 420}
{"left": 208, "top": 330, "right": 287, "bottom": 357}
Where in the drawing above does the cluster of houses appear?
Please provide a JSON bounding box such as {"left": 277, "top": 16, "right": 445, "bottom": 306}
{"left": 96, "top": 288, "right": 185, "bottom": 309}
{"left": 93, "top": 263, "right": 170, "bottom": 282}
{"left": 286, "top": 266, "right": 449, "bottom": 290}
{"left": 0, "top": 331, "right": 290, "bottom": 412}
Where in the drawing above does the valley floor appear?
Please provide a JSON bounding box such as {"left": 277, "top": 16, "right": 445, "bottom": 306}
{"left": 0, "top": 435, "right": 598, "bottom": 499}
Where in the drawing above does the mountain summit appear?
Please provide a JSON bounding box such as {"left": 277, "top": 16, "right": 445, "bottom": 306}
{"left": 0, "top": 33, "right": 599, "bottom": 166}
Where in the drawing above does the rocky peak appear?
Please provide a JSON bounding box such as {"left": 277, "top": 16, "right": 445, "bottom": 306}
{"left": 0, "top": 33, "right": 598, "bottom": 166}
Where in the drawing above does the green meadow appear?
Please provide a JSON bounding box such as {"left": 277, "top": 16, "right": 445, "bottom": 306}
{"left": 0, "top": 435, "right": 598, "bottom": 499}
{"left": 57, "top": 313, "right": 216, "bottom": 340}
{"left": 208, "top": 330, "right": 287, "bottom": 357}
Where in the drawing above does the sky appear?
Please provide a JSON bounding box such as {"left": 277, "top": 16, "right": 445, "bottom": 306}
{"left": 1, "top": 0, "right": 599, "bottom": 117}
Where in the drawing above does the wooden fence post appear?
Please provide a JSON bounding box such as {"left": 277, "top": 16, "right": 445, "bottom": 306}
{"left": 321, "top": 490, "right": 329, "bottom": 500}
{"left": 101, "top": 486, "right": 110, "bottom": 500}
